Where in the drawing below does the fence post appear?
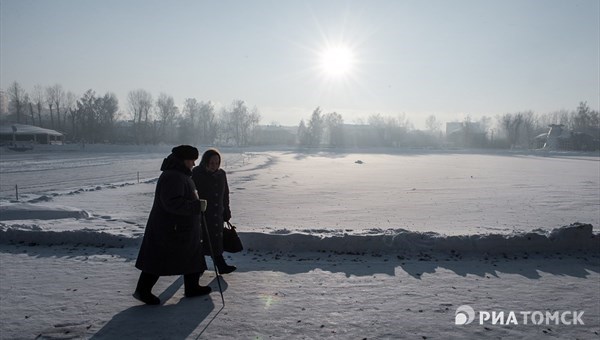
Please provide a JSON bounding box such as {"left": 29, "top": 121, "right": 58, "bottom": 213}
{"left": 137, "top": 172, "right": 140, "bottom": 183}
{"left": 15, "top": 184, "right": 18, "bottom": 201}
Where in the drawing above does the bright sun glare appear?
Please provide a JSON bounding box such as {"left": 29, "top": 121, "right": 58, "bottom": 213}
{"left": 319, "top": 46, "right": 355, "bottom": 77}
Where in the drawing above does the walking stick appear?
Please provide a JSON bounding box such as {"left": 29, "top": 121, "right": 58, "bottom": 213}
{"left": 193, "top": 199, "right": 226, "bottom": 339}
{"left": 200, "top": 206, "right": 225, "bottom": 307}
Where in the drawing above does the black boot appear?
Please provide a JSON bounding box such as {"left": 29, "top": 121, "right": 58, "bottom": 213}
{"left": 184, "top": 272, "right": 212, "bottom": 297}
{"left": 215, "top": 255, "right": 237, "bottom": 274}
{"left": 133, "top": 272, "right": 160, "bottom": 305}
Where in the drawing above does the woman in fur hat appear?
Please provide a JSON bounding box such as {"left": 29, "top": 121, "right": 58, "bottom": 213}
{"left": 133, "top": 145, "right": 211, "bottom": 305}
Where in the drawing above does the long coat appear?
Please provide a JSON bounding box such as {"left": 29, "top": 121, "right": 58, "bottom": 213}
{"left": 191, "top": 167, "right": 231, "bottom": 256}
{"left": 135, "top": 154, "right": 207, "bottom": 275}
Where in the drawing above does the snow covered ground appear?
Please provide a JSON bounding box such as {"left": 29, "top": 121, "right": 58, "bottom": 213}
{"left": 1, "top": 147, "right": 598, "bottom": 235}
{"left": 1, "top": 146, "right": 599, "bottom": 339}
{"left": 1, "top": 245, "right": 598, "bottom": 339}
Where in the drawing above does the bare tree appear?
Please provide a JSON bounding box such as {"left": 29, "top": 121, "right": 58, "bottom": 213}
{"left": 156, "top": 93, "right": 178, "bottom": 143}
{"left": 499, "top": 114, "right": 512, "bottom": 145}
{"left": 18, "top": 93, "right": 31, "bottom": 124}
{"left": 246, "top": 106, "right": 261, "bottom": 145}
{"left": 368, "top": 113, "right": 387, "bottom": 146}
{"left": 96, "top": 92, "right": 119, "bottom": 142}
{"left": 28, "top": 100, "right": 35, "bottom": 125}
{"left": 479, "top": 116, "right": 492, "bottom": 133}
{"left": 198, "top": 101, "right": 218, "bottom": 145}
{"left": 499, "top": 113, "right": 524, "bottom": 148}
{"left": 31, "top": 85, "right": 46, "bottom": 126}
{"left": 307, "top": 107, "right": 323, "bottom": 146}
{"left": 397, "top": 113, "right": 413, "bottom": 131}
{"left": 425, "top": 115, "right": 442, "bottom": 133}
{"left": 7, "top": 81, "right": 27, "bottom": 123}
{"left": 76, "top": 89, "right": 96, "bottom": 142}
{"left": 323, "top": 112, "right": 344, "bottom": 147}
{"left": 367, "top": 113, "right": 411, "bottom": 147}
{"left": 367, "top": 113, "right": 385, "bottom": 126}
{"left": 183, "top": 98, "right": 199, "bottom": 124}
{"left": 127, "top": 89, "right": 153, "bottom": 144}
{"left": 45, "top": 87, "right": 55, "bottom": 129}
{"left": 572, "top": 101, "right": 595, "bottom": 131}
{"left": 180, "top": 98, "right": 217, "bottom": 145}
{"left": 521, "top": 111, "right": 536, "bottom": 148}
{"left": 180, "top": 98, "right": 199, "bottom": 144}
{"left": 22, "top": 94, "right": 32, "bottom": 124}
{"left": 64, "top": 91, "right": 78, "bottom": 138}
{"left": 538, "top": 110, "right": 567, "bottom": 128}
{"left": 297, "top": 119, "right": 309, "bottom": 145}
{"left": 220, "top": 100, "right": 260, "bottom": 146}
{"left": 555, "top": 109, "right": 571, "bottom": 126}
{"left": 46, "top": 84, "right": 65, "bottom": 130}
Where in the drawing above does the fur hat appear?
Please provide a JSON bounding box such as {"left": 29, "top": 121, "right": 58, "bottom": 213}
{"left": 171, "top": 145, "right": 199, "bottom": 160}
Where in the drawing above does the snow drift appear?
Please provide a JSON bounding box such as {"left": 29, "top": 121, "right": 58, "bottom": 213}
{"left": 0, "top": 203, "right": 90, "bottom": 220}
{"left": 239, "top": 223, "right": 599, "bottom": 254}
{"left": 0, "top": 222, "right": 597, "bottom": 255}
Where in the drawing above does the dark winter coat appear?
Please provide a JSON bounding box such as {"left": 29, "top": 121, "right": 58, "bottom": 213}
{"left": 191, "top": 166, "right": 231, "bottom": 256}
{"left": 135, "top": 154, "right": 207, "bottom": 275}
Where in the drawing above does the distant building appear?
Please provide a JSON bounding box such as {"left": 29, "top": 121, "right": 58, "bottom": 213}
{"left": 251, "top": 125, "right": 297, "bottom": 146}
{"left": 0, "top": 123, "right": 64, "bottom": 145}
{"left": 445, "top": 122, "right": 464, "bottom": 136}
{"left": 445, "top": 121, "right": 486, "bottom": 147}
{"left": 340, "top": 124, "right": 380, "bottom": 147}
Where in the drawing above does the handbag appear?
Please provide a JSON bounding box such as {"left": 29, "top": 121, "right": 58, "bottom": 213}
{"left": 223, "top": 221, "right": 243, "bottom": 253}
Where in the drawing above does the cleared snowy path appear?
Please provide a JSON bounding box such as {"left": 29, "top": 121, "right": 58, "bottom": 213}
{"left": 1, "top": 245, "right": 598, "bottom": 339}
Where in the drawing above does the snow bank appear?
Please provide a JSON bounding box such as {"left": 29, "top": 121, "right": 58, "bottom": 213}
{"left": 240, "top": 223, "right": 599, "bottom": 254}
{"left": 1, "top": 222, "right": 597, "bottom": 254}
{"left": 0, "top": 203, "right": 90, "bottom": 220}
{"left": 0, "top": 226, "right": 137, "bottom": 247}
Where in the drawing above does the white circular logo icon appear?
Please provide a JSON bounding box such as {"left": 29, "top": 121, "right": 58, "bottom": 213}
{"left": 455, "top": 305, "right": 475, "bottom": 325}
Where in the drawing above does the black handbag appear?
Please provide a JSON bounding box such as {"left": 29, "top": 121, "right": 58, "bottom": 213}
{"left": 223, "top": 221, "right": 243, "bottom": 253}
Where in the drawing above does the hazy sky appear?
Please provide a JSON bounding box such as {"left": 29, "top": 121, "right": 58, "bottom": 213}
{"left": 1, "top": 0, "right": 598, "bottom": 127}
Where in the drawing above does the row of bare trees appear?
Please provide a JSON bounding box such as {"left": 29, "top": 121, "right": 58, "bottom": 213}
{"left": 297, "top": 107, "right": 345, "bottom": 147}
{"left": 294, "top": 102, "right": 598, "bottom": 149}
{"left": 5, "top": 80, "right": 597, "bottom": 149}
{"left": 496, "top": 102, "right": 599, "bottom": 148}
{"left": 5, "top": 81, "right": 119, "bottom": 143}
{"left": 126, "top": 89, "right": 261, "bottom": 146}
{"left": 4, "top": 81, "right": 262, "bottom": 146}
{"left": 6, "top": 82, "right": 77, "bottom": 131}
{"left": 298, "top": 108, "right": 419, "bottom": 147}
{"left": 75, "top": 90, "right": 119, "bottom": 143}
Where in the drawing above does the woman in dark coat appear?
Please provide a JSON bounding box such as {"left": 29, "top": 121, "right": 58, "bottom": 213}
{"left": 134, "top": 145, "right": 211, "bottom": 305}
{"left": 192, "top": 148, "right": 236, "bottom": 274}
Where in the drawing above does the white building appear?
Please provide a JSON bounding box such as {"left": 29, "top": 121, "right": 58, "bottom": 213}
{"left": 0, "top": 123, "right": 64, "bottom": 145}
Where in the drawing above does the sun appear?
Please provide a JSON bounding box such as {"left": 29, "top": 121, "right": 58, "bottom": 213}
{"left": 319, "top": 46, "right": 355, "bottom": 77}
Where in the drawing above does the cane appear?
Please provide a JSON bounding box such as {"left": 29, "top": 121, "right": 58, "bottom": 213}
{"left": 200, "top": 200, "right": 225, "bottom": 307}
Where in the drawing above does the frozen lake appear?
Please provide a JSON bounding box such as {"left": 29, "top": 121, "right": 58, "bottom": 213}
{"left": 1, "top": 147, "right": 598, "bottom": 235}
